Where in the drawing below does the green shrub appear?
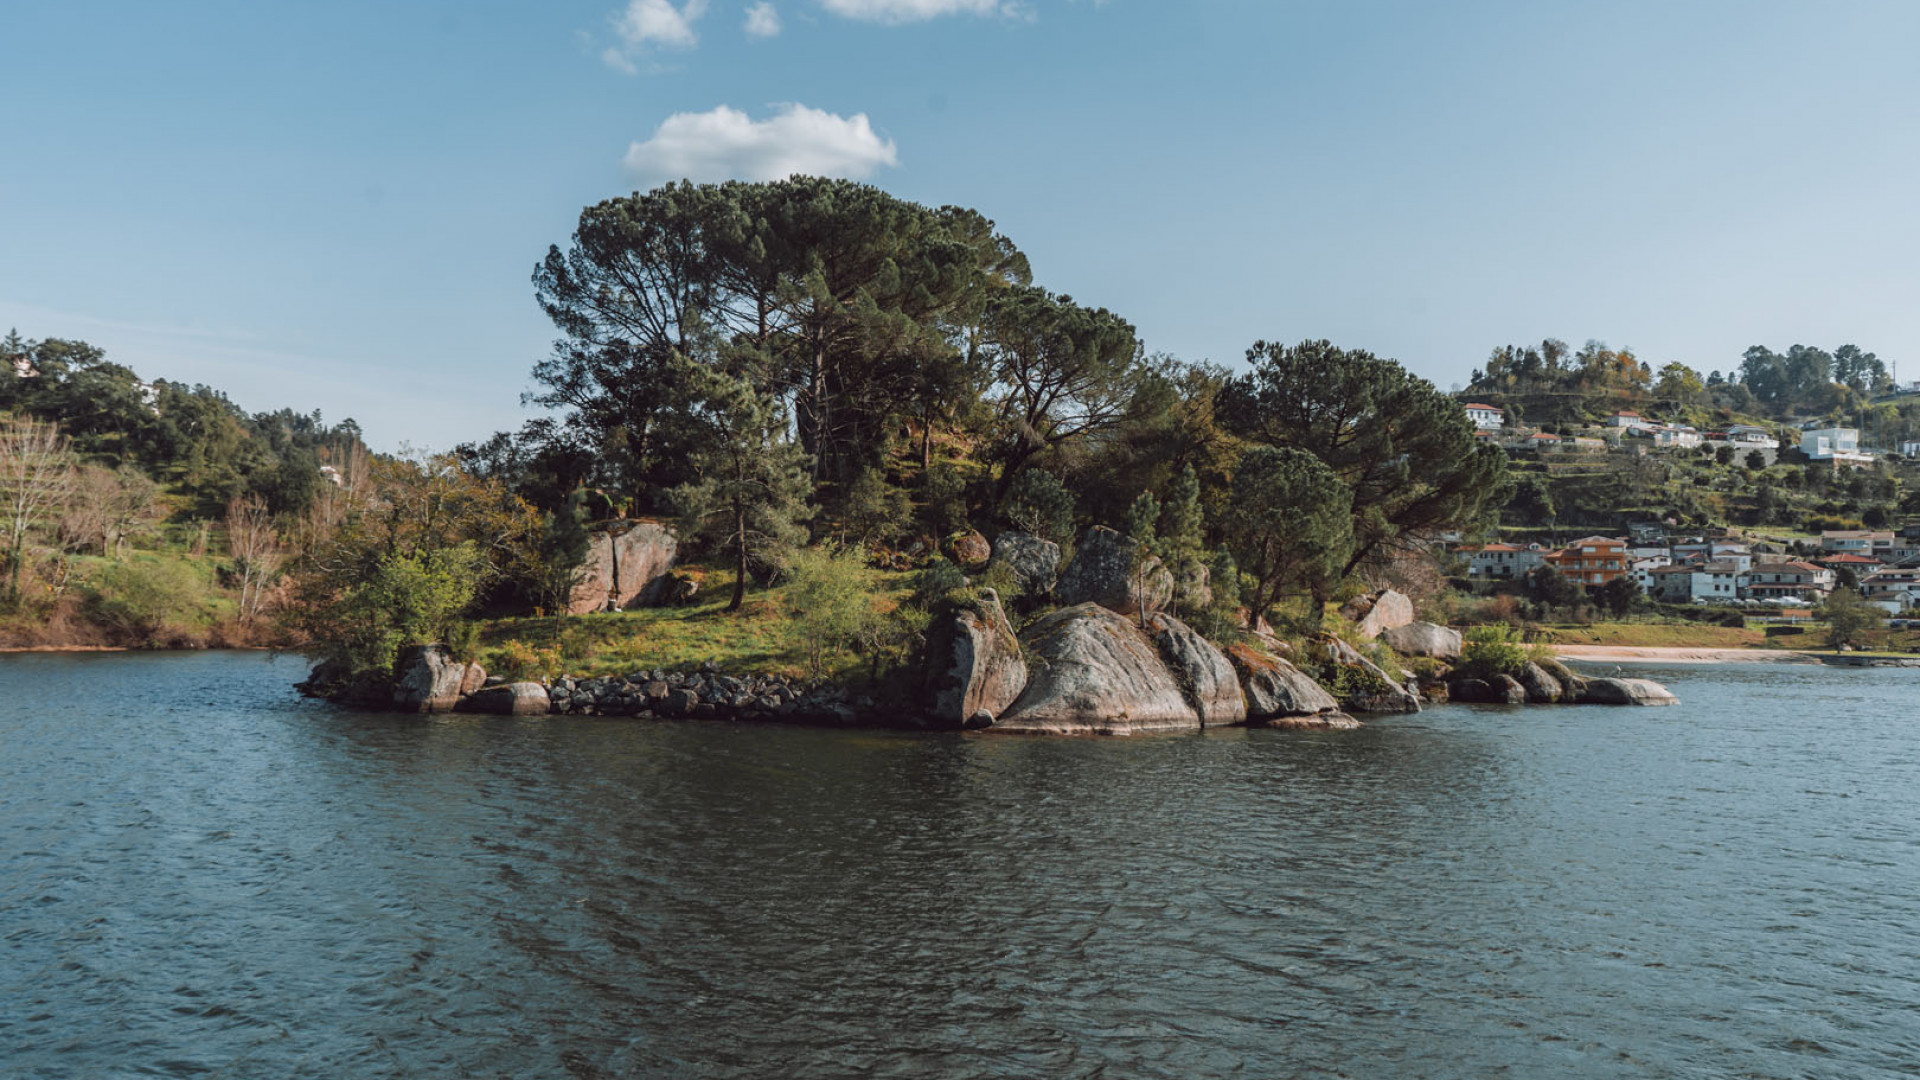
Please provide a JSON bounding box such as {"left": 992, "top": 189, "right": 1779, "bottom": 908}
{"left": 493, "top": 639, "right": 563, "bottom": 682}
{"left": 785, "top": 546, "right": 878, "bottom": 680}
{"left": 85, "top": 559, "right": 215, "bottom": 645}
{"left": 1451, "top": 624, "right": 1546, "bottom": 682}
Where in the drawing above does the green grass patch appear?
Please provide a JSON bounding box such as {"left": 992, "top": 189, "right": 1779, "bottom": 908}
{"left": 475, "top": 566, "right": 915, "bottom": 680}
{"left": 1538, "top": 622, "right": 1766, "bottom": 648}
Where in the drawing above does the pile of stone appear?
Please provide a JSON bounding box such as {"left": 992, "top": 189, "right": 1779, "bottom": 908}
{"left": 372, "top": 647, "right": 878, "bottom": 724}
{"left": 550, "top": 665, "right": 872, "bottom": 725}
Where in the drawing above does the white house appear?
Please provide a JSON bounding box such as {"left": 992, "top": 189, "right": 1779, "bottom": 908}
{"left": 1725, "top": 424, "right": 1779, "bottom": 448}
{"left": 1801, "top": 427, "right": 1873, "bottom": 466}
{"left": 1610, "top": 411, "right": 1646, "bottom": 428}
{"left": 1632, "top": 555, "right": 1671, "bottom": 592}
{"left": 1648, "top": 560, "right": 1741, "bottom": 603}
{"left": 1902, "top": 440, "right": 1920, "bottom": 459}
{"left": 1462, "top": 403, "right": 1506, "bottom": 430}
{"left": 1741, "top": 561, "right": 1836, "bottom": 601}
{"left": 1820, "top": 530, "right": 1895, "bottom": 555}
{"left": 1654, "top": 425, "right": 1703, "bottom": 450}
{"left": 1464, "top": 542, "right": 1547, "bottom": 579}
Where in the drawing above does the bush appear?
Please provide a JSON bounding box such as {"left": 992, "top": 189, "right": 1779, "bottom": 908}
{"left": 1001, "top": 468, "right": 1076, "bottom": 546}
{"left": 785, "top": 546, "right": 879, "bottom": 680}
{"left": 909, "top": 557, "right": 969, "bottom": 609}
{"left": 1451, "top": 624, "right": 1546, "bottom": 682}
{"left": 493, "top": 639, "right": 563, "bottom": 681}
{"left": 320, "top": 543, "right": 489, "bottom": 684}
{"left": 85, "top": 559, "right": 216, "bottom": 645}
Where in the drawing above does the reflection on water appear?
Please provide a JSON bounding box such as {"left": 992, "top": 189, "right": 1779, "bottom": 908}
{"left": 2, "top": 652, "right": 1917, "bottom": 1077}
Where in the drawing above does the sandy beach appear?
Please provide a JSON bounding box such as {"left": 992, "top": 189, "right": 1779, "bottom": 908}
{"left": 1554, "top": 645, "right": 1821, "bottom": 665}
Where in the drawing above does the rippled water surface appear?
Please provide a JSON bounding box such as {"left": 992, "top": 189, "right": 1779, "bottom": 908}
{"left": 3, "top": 652, "right": 1918, "bottom": 1078}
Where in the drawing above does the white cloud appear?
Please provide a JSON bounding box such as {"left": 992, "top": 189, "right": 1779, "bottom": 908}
{"left": 623, "top": 104, "right": 900, "bottom": 183}
{"left": 818, "top": 0, "right": 1006, "bottom": 22}
{"left": 744, "top": 2, "right": 782, "bottom": 37}
{"left": 604, "top": 0, "right": 708, "bottom": 70}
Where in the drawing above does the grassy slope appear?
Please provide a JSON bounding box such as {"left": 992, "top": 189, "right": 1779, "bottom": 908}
{"left": 475, "top": 566, "right": 915, "bottom": 680}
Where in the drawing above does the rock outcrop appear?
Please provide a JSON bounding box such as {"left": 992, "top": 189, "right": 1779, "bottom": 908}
{"left": 987, "top": 532, "right": 1060, "bottom": 597}
{"left": 459, "top": 681, "right": 552, "bottom": 716}
{"left": 1148, "top": 613, "right": 1246, "bottom": 727}
{"left": 1449, "top": 674, "right": 1526, "bottom": 704}
{"left": 1382, "top": 621, "right": 1462, "bottom": 661}
{"left": 392, "top": 644, "right": 468, "bottom": 713}
{"left": 1316, "top": 636, "right": 1421, "bottom": 713}
{"left": 923, "top": 589, "right": 1028, "bottom": 728}
{"left": 1054, "top": 526, "right": 1173, "bottom": 617}
{"left": 1537, "top": 657, "right": 1589, "bottom": 700}
{"left": 1341, "top": 589, "right": 1416, "bottom": 640}
{"left": 568, "top": 521, "right": 678, "bottom": 615}
{"left": 995, "top": 603, "right": 1199, "bottom": 735}
{"left": 1225, "top": 641, "right": 1352, "bottom": 727}
{"left": 1579, "top": 677, "right": 1680, "bottom": 706}
{"left": 1517, "top": 661, "right": 1563, "bottom": 704}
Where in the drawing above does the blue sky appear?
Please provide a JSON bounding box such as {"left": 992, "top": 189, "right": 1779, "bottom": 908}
{"left": 4, "top": 1, "right": 1919, "bottom": 449}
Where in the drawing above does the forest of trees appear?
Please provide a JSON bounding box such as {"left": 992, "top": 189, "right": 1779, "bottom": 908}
{"left": 1466, "top": 337, "right": 1908, "bottom": 438}
{"left": 0, "top": 330, "right": 370, "bottom": 644}
{"left": 439, "top": 178, "right": 1508, "bottom": 639}
{"left": 3, "top": 177, "right": 1512, "bottom": 689}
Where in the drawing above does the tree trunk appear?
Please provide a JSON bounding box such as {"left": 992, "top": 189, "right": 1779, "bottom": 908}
{"left": 728, "top": 510, "right": 748, "bottom": 613}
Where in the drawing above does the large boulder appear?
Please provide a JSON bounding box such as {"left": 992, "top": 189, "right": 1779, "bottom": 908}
{"left": 392, "top": 644, "right": 468, "bottom": 713}
{"left": 1054, "top": 526, "right": 1173, "bottom": 617}
{"left": 1224, "top": 641, "right": 1351, "bottom": 727}
{"left": 1517, "top": 661, "right": 1562, "bottom": 704}
{"left": 1537, "top": 657, "right": 1589, "bottom": 700}
{"left": 1449, "top": 674, "right": 1526, "bottom": 704}
{"left": 1316, "top": 636, "right": 1421, "bottom": 713}
{"left": 1341, "top": 589, "right": 1416, "bottom": 640}
{"left": 568, "top": 521, "right": 678, "bottom": 614}
{"left": 987, "top": 532, "right": 1061, "bottom": 597}
{"left": 1579, "top": 677, "right": 1679, "bottom": 706}
{"left": 948, "top": 529, "right": 992, "bottom": 570}
{"left": 1381, "top": 621, "right": 1462, "bottom": 661}
{"left": 459, "top": 681, "right": 552, "bottom": 716}
{"left": 995, "top": 603, "right": 1199, "bottom": 735}
{"left": 923, "top": 589, "right": 1029, "bottom": 728}
{"left": 1148, "top": 614, "right": 1246, "bottom": 726}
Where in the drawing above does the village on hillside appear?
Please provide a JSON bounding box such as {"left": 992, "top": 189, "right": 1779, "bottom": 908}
{"left": 1454, "top": 397, "right": 1920, "bottom": 621}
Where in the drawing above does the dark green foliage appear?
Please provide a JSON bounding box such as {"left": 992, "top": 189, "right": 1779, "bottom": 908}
{"left": 0, "top": 331, "right": 364, "bottom": 516}
{"left": 1592, "top": 575, "right": 1640, "bottom": 618}
{"left": 1222, "top": 340, "right": 1510, "bottom": 577}
{"left": 839, "top": 467, "right": 912, "bottom": 549}
{"left": 1522, "top": 566, "right": 1582, "bottom": 608}
{"left": 531, "top": 178, "right": 1029, "bottom": 514}
{"left": 919, "top": 462, "right": 971, "bottom": 536}
{"left": 669, "top": 366, "right": 814, "bottom": 612}
{"left": 1821, "top": 587, "right": 1884, "bottom": 650}
{"left": 979, "top": 285, "right": 1141, "bottom": 496}
{"left": 999, "top": 467, "right": 1075, "bottom": 545}
{"left": 529, "top": 489, "right": 592, "bottom": 617}
{"left": 1224, "top": 446, "right": 1352, "bottom": 613}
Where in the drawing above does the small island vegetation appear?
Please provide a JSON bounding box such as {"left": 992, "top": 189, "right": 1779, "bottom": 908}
{"left": 5, "top": 178, "right": 1918, "bottom": 708}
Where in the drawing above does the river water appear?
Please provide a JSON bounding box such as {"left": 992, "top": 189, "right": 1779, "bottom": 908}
{"left": 2, "top": 652, "right": 1916, "bottom": 1078}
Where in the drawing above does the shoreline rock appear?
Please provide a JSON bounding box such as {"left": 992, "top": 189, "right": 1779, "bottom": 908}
{"left": 923, "top": 589, "right": 1027, "bottom": 729}
{"left": 994, "top": 603, "right": 1200, "bottom": 735}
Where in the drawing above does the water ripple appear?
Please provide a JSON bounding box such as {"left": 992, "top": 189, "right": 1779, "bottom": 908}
{"left": 1, "top": 652, "right": 1917, "bottom": 1078}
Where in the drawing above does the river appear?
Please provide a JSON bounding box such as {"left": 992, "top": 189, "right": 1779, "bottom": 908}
{"left": 2, "top": 652, "right": 1916, "bottom": 1078}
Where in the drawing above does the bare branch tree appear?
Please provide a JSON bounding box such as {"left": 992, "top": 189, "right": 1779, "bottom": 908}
{"left": 226, "top": 494, "right": 283, "bottom": 622}
{"left": 0, "top": 416, "right": 77, "bottom": 606}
